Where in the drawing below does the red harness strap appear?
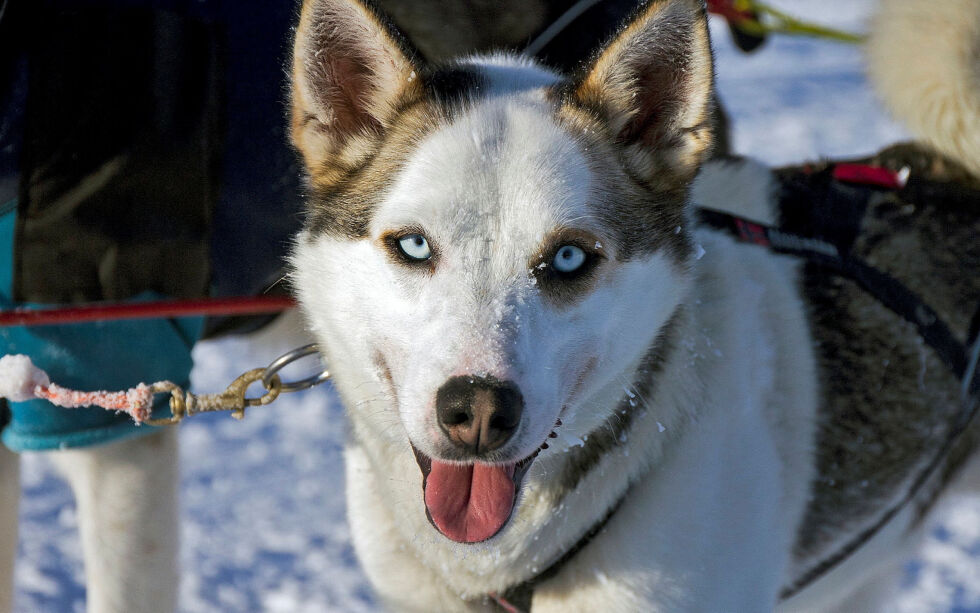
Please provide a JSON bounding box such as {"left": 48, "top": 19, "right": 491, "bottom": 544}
{"left": 832, "top": 163, "right": 909, "bottom": 190}
{"left": 0, "top": 295, "right": 295, "bottom": 327}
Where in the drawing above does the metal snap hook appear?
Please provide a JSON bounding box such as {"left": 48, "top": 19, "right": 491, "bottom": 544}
{"left": 261, "top": 344, "right": 331, "bottom": 393}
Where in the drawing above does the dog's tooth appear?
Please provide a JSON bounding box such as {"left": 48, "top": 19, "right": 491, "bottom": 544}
{"left": 555, "top": 418, "right": 562, "bottom": 426}
{"left": 548, "top": 431, "right": 557, "bottom": 438}
{"left": 540, "top": 442, "right": 549, "bottom": 450}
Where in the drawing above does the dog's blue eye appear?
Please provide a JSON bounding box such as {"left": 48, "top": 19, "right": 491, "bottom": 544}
{"left": 553, "top": 245, "right": 586, "bottom": 273}
{"left": 397, "top": 234, "right": 432, "bottom": 261}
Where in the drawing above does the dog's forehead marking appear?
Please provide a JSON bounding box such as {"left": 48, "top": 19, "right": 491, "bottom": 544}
{"left": 373, "top": 81, "right": 597, "bottom": 264}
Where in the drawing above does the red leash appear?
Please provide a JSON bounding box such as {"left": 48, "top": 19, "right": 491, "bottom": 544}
{"left": 0, "top": 295, "right": 296, "bottom": 327}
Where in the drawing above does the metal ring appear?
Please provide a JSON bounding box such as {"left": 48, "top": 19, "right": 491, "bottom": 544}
{"left": 262, "top": 344, "right": 331, "bottom": 393}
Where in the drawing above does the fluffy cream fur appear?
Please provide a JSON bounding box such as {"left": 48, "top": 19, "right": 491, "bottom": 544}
{"left": 866, "top": 0, "right": 980, "bottom": 177}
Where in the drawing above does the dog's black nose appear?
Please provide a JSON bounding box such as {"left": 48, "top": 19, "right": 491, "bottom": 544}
{"left": 436, "top": 376, "right": 523, "bottom": 455}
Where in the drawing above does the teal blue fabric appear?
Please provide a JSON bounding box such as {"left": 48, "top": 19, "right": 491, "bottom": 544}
{"left": 0, "top": 198, "right": 15, "bottom": 304}
{"left": 0, "top": 202, "right": 202, "bottom": 451}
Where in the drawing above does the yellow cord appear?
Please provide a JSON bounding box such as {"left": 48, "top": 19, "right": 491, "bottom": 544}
{"left": 731, "top": 0, "right": 865, "bottom": 45}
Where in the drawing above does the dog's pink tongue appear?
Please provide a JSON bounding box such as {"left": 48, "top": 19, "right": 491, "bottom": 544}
{"left": 424, "top": 460, "right": 516, "bottom": 543}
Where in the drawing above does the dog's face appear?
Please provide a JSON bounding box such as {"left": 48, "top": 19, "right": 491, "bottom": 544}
{"left": 290, "top": 0, "right": 713, "bottom": 544}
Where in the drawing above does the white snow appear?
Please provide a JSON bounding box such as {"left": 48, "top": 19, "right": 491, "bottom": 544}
{"left": 10, "top": 1, "right": 979, "bottom": 612}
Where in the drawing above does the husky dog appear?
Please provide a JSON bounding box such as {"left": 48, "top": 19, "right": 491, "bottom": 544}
{"left": 288, "top": 0, "right": 979, "bottom": 610}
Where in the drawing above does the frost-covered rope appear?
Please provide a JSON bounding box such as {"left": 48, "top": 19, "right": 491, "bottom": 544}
{"left": 0, "top": 354, "right": 163, "bottom": 424}
{"left": 0, "top": 346, "right": 329, "bottom": 426}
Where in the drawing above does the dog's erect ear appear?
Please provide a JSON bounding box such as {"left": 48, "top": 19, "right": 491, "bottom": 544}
{"left": 572, "top": 0, "right": 714, "bottom": 183}
{"left": 291, "top": 0, "right": 422, "bottom": 174}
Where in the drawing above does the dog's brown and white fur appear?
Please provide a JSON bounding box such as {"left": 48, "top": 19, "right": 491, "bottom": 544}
{"left": 288, "top": 0, "right": 980, "bottom": 611}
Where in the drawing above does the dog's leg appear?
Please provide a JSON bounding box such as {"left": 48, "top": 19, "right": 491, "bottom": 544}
{"left": 52, "top": 428, "right": 178, "bottom": 613}
{"left": 0, "top": 444, "right": 19, "bottom": 613}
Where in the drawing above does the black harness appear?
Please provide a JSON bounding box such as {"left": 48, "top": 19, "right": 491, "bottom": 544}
{"left": 699, "top": 165, "right": 979, "bottom": 403}
{"left": 486, "top": 162, "right": 980, "bottom": 612}
{"left": 696, "top": 212, "right": 979, "bottom": 402}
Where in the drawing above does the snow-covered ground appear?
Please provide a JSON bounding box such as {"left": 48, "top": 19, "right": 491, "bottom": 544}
{"left": 11, "top": 1, "right": 980, "bottom": 611}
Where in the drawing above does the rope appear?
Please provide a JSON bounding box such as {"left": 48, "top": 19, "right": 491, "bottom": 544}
{"left": 0, "top": 346, "right": 329, "bottom": 426}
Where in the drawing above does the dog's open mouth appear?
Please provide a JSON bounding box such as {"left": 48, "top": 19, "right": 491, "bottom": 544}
{"left": 411, "top": 420, "right": 560, "bottom": 543}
